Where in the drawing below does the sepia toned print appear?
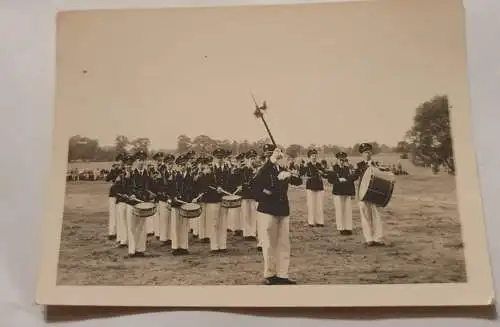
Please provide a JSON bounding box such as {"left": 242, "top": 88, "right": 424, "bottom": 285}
{"left": 37, "top": 0, "right": 494, "bottom": 307}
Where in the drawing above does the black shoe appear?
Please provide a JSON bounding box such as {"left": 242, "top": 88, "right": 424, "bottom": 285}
{"left": 155, "top": 236, "right": 160, "bottom": 240}
{"left": 180, "top": 248, "right": 189, "bottom": 255}
{"left": 219, "top": 249, "right": 228, "bottom": 253}
{"left": 315, "top": 224, "right": 324, "bottom": 227}
{"left": 257, "top": 246, "right": 262, "bottom": 252}
{"left": 235, "top": 230, "right": 243, "bottom": 237}
{"left": 135, "top": 251, "right": 145, "bottom": 257}
{"left": 108, "top": 235, "right": 117, "bottom": 240}
{"left": 193, "top": 234, "right": 199, "bottom": 239}
{"left": 201, "top": 238, "right": 210, "bottom": 243}
{"left": 147, "top": 233, "right": 154, "bottom": 237}
{"left": 373, "top": 241, "right": 385, "bottom": 247}
{"left": 172, "top": 249, "right": 182, "bottom": 256}
{"left": 345, "top": 230, "right": 353, "bottom": 235}
{"left": 276, "top": 277, "right": 297, "bottom": 285}
{"left": 264, "top": 275, "right": 278, "bottom": 285}
{"left": 308, "top": 224, "right": 315, "bottom": 228}
{"left": 165, "top": 240, "right": 172, "bottom": 245}
{"left": 244, "top": 236, "right": 257, "bottom": 241}
{"left": 364, "top": 241, "right": 375, "bottom": 247}
{"left": 118, "top": 243, "right": 127, "bottom": 248}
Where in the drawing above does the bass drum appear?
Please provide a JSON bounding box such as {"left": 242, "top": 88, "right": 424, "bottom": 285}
{"left": 358, "top": 166, "right": 395, "bottom": 207}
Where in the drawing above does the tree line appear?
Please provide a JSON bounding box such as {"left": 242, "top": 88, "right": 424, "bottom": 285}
{"left": 67, "top": 95, "right": 455, "bottom": 174}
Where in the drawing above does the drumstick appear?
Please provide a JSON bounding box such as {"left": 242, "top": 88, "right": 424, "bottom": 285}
{"left": 208, "top": 185, "right": 232, "bottom": 196}
{"left": 174, "top": 198, "right": 188, "bottom": 205}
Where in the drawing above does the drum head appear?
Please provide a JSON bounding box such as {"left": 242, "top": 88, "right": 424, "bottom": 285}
{"left": 222, "top": 195, "right": 242, "bottom": 201}
{"left": 181, "top": 203, "right": 201, "bottom": 210}
{"left": 358, "top": 167, "right": 374, "bottom": 198}
{"left": 135, "top": 202, "right": 155, "bottom": 209}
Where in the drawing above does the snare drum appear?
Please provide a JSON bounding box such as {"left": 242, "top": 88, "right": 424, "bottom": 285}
{"left": 358, "top": 167, "right": 395, "bottom": 207}
{"left": 133, "top": 202, "right": 157, "bottom": 218}
{"left": 179, "top": 203, "right": 202, "bottom": 219}
{"left": 221, "top": 195, "right": 243, "bottom": 208}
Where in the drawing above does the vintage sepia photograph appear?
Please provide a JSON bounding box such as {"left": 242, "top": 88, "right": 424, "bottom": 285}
{"left": 37, "top": 0, "right": 494, "bottom": 307}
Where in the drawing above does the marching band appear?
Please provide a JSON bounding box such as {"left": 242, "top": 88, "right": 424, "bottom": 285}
{"left": 103, "top": 142, "right": 392, "bottom": 284}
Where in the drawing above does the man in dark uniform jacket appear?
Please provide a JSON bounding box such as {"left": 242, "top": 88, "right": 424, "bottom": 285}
{"left": 253, "top": 144, "right": 302, "bottom": 285}
{"left": 150, "top": 152, "right": 165, "bottom": 239}
{"left": 114, "top": 153, "right": 133, "bottom": 247}
{"left": 156, "top": 153, "right": 175, "bottom": 246}
{"left": 105, "top": 153, "right": 124, "bottom": 240}
{"left": 351, "top": 143, "right": 385, "bottom": 246}
{"left": 327, "top": 151, "right": 355, "bottom": 235}
{"left": 126, "top": 150, "right": 154, "bottom": 257}
{"left": 239, "top": 149, "right": 259, "bottom": 242}
{"left": 226, "top": 153, "right": 245, "bottom": 236}
{"left": 300, "top": 148, "right": 327, "bottom": 227}
{"left": 170, "top": 155, "right": 201, "bottom": 255}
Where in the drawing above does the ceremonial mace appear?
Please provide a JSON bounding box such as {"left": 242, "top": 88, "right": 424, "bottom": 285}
{"left": 251, "top": 92, "right": 277, "bottom": 147}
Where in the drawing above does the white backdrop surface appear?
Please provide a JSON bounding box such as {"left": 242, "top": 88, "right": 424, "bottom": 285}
{"left": 0, "top": 0, "right": 499, "bottom": 326}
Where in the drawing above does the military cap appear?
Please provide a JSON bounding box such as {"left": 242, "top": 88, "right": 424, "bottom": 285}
{"left": 115, "top": 152, "right": 125, "bottom": 162}
{"left": 134, "top": 149, "right": 148, "bottom": 160}
{"left": 335, "top": 151, "right": 348, "bottom": 159}
{"left": 175, "top": 154, "right": 187, "bottom": 165}
{"left": 263, "top": 144, "right": 276, "bottom": 153}
{"left": 152, "top": 151, "right": 165, "bottom": 160}
{"left": 212, "top": 148, "right": 225, "bottom": 158}
{"left": 123, "top": 154, "right": 134, "bottom": 165}
{"left": 163, "top": 154, "right": 175, "bottom": 163}
{"left": 307, "top": 148, "right": 318, "bottom": 157}
{"left": 246, "top": 149, "right": 258, "bottom": 158}
{"left": 358, "top": 142, "right": 373, "bottom": 153}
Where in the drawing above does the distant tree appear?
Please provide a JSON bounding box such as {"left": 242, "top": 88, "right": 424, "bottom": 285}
{"left": 395, "top": 140, "right": 410, "bottom": 153}
{"left": 285, "top": 144, "right": 303, "bottom": 159}
{"left": 406, "top": 95, "right": 455, "bottom": 174}
{"left": 177, "top": 135, "right": 192, "bottom": 153}
{"left": 115, "top": 135, "right": 129, "bottom": 154}
{"left": 130, "top": 137, "right": 151, "bottom": 153}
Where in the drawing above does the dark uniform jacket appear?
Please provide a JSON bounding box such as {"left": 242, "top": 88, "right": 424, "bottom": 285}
{"left": 126, "top": 169, "right": 154, "bottom": 206}
{"left": 155, "top": 169, "right": 176, "bottom": 202}
{"left": 351, "top": 160, "right": 379, "bottom": 186}
{"left": 196, "top": 164, "right": 229, "bottom": 203}
{"left": 237, "top": 166, "right": 257, "bottom": 199}
{"left": 171, "top": 171, "right": 198, "bottom": 208}
{"left": 300, "top": 162, "right": 326, "bottom": 191}
{"left": 253, "top": 160, "right": 303, "bottom": 217}
{"left": 327, "top": 164, "right": 356, "bottom": 196}
{"left": 106, "top": 167, "right": 122, "bottom": 197}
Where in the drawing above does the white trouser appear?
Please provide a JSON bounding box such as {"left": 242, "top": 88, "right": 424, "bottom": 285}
{"left": 241, "top": 199, "right": 257, "bottom": 237}
{"left": 171, "top": 208, "right": 189, "bottom": 249}
{"left": 126, "top": 204, "right": 147, "bottom": 254}
{"left": 198, "top": 203, "right": 208, "bottom": 239}
{"left": 108, "top": 197, "right": 117, "bottom": 236}
{"left": 146, "top": 212, "right": 154, "bottom": 235}
{"left": 334, "top": 195, "right": 353, "bottom": 231}
{"left": 227, "top": 207, "right": 242, "bottom": 231}
{"left": 206, "top": 203, "right": 226, "bottom": 250}
{"left": 259, "top": 212, "right": 291, "bottom": 278}
{"left": 116, "top": 202, "right": 128, "bottom": 244}
{"left": 306, "top": 190, "right": 324, "bottom": 225}
{"left": 158, "top": 201, "right": 171, "bottom": 242}
{"left": 154, "top": 204, "right": 160, "bottom": 237}
{"left": 189, "top": 217, "right": 199, "bottom": 236}
{"left": 358, "top": 201, "right": 383, "bottom": 242}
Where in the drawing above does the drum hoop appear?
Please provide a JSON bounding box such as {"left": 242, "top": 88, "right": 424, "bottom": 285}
{"left": 358, "top": 167, "right": 374, "bottom": 199}
{"left": 382, "top": 180, "right": 395, "bottom": 207}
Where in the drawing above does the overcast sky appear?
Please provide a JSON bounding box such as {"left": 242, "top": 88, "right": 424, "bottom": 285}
{"left": 55, "top": 0, "right": 468, "bottom": 149}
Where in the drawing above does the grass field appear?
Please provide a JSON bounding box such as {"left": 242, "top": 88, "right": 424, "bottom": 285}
{"left": 57, "top": 154, "right": 466, "bottom": 285}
